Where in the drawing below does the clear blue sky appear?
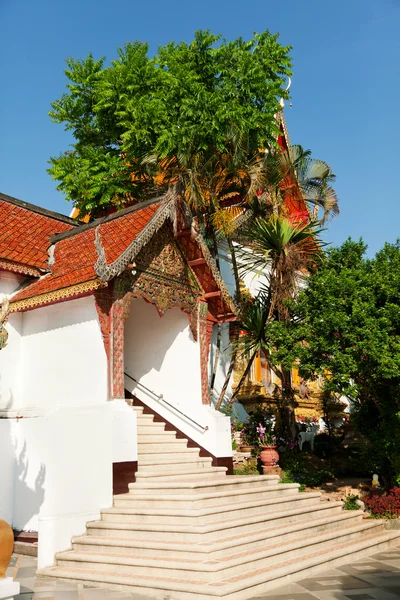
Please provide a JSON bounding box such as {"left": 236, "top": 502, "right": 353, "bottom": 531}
{"left": 1, "top": 0, "right": 398, "bottom": 255}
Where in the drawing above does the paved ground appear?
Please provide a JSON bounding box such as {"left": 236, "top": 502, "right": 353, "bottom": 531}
{"left": 6, "top": 547, "right": 400, "bottom": 600}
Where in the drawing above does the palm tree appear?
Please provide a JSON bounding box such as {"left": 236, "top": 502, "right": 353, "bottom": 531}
{"left": 224, "top": 216, "right": 324, "bottom": 439}
{"left": 143, "top": 134, "right": 337, "bottom": 412}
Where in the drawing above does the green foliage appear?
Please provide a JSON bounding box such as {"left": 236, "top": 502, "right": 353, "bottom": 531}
{"left": 233, "top": 458, "right": 259, "bottom": 475}
{"left": 273, "top": 239, "right": 400, "bottom": 487}
{"left": 313, "top": 433, "right": 341, "bottom": 459}
{"left": 279, "top": 450, "right": 333, "bottom": 487}
{"left": 343, "top": 494, "right": 360, "bottom": 510}
{"left": 49, "top": 30, "right": 292, "bottom": 217}
{"left": 240, "top": 406, "right": 275, "bottom": 448}
{"left": 280, "top": 471, "right": 305, "bottom": 491}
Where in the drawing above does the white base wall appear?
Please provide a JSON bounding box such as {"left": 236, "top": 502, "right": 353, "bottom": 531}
{"left": 0, "top": 401, "right": 137, "bottom": 569}
{"left": 124, "top": 298, "right": 232, "bottom": 458}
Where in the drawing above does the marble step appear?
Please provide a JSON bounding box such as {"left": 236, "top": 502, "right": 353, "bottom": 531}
{"left": 37, "top": 531, "right": 400, "bottom": 600}
{"left": 137, "top": 441, "right": 190, "bottom": 452}
{"left": 137, "top": 458, "right": 213, "bottom": 473}
{"left": 86, "top": 502, "right": 345, "bottom": 542}
{"left": 71, "top": 510, "right": 366, "bottom": 559}
{"left": 55, "top": 521, "right": 385, "bottom": 582}
{"left": 113, "top": 483, "right": 300, "bottom": 509}
{"left": 137, "top": 432, "right": 178, "bottom": 443}
{"left": 101, "top": 493, "right": 322, "bottom": 526}
{"left": 137, "top": 422, "right": 167, "bottom": 430}
{"left": 137, "top": 455, "right": 211, "bottom": 467}
{"left": 129, "top": 475, "right": 280, "bottom": 494}
{"left": 137, "top": 446, "right": 200, "bottom": 456}
{"left": 134, "top": 467, "right": 227, "bottom": 482}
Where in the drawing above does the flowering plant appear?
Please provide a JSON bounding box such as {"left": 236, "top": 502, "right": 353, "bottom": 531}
{"left": 256, "top": 422, "right": 276, "bottom": 447}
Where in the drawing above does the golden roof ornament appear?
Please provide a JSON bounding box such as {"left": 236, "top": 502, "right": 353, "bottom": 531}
{"left": 0, "top": 294, "right": 10, "bottom": 350}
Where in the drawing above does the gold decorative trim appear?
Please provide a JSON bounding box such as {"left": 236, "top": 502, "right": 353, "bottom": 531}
{"left": 0, "top": 295, "right": 10, "bottom": 349}
{"left": 195, "top": 233, "right": 239, "bottom": 316}
{"left": 276, "top": 110, "right": 292, "bottom": 150}
{"left": 0, "top": 259, "right": 42, "bottom": 278}
{"left": 95, "top": 195, "right": 174, "bottom": 281}
{"left": 9, "top": 280, "right": 106, "bottom": 313}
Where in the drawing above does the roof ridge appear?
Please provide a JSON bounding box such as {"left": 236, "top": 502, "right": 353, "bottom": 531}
{"left": 0, "top": 192, "right": 78, "bottom": 226}
{"left": 50, "top": 196, "right": 166, "bottom": 244}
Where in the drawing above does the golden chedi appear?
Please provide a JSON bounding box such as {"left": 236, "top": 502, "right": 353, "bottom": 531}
{"left": 0, "top": 520, "right": 13, "bottom": 578}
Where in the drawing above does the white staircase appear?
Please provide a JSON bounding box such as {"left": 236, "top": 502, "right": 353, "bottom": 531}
{"left": 37, "top": 403, "right": 400, "bottom": 599}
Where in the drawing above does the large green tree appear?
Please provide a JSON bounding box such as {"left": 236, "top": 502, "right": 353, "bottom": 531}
{"left": 49, "top": 30, "right": 292, "bottom": 218}
{"left": 271, "top": 239, "right": 400, "bottom": 485}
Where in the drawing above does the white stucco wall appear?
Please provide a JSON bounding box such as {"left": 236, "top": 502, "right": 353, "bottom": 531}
{"left": 16, "top": 296, "right": 107, "bottom": 413}
{"left": 124, "top": 298, "right": 202, "bottom": 408}
{"left": 0, "top": 401, "right": 137, "bottom": 568}
{"left": 124, "top": 298, "right": 231, "bottom": 457}
{"left": 0, "top": 292, "right": 137, "bottom": 567}
{"left": 0, "top": 271, "right": 26, "bottom": 411}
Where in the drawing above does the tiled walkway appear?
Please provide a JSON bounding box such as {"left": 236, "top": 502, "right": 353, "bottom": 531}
{"left": 7, "top": 547, "right": 400, "bottom": 600}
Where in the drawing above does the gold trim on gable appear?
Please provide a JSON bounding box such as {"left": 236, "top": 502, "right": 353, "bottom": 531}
{"left": 9, "top": 280, "right": 107, "bottom": 313}
{"left": 0, "top": 259, "right": 42, "bottom": 278}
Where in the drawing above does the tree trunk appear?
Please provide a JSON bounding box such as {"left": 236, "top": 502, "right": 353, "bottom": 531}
{"left": 209, "top": 323, "right": 221, "bottom": 402}
{"left": 227, "top": 238, "right": 241, "bottom": 303}
{"left": 215, "top": 324, "right": 239, "bottom": 410}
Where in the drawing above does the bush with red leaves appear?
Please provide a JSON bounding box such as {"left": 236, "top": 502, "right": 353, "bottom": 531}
{"left": 364, "top": 488, "right": 400, "bottom": 517}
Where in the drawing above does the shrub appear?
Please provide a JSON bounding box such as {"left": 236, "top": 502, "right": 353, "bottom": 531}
{"left": 233, "top": 458, "right": 259, "bottom": 475}
{"left": 343, "top": 494, "right": 360, "bottom": 510}
{"left": 313, "top": 434, "right": 341, "bottom": 459}
{"left": 364, "top": 488, "right": 400, "bottom": 517}
{"left": 279, "top": 450, "right": 333, "bottom": 487}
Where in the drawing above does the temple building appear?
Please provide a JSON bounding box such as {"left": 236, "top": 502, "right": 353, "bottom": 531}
{"left": 0, "top": 117, "right": 387, "bottom": 598}
{"left": 0, "top": 191, "right": 235, "bottom": 566}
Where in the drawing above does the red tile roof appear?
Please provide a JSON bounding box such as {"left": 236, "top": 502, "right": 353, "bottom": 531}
{"left": 12, "top": 201, "right": 161, "bottom": 304}
{"left": 0, "top": 196, "right": 75, "bottom": 273}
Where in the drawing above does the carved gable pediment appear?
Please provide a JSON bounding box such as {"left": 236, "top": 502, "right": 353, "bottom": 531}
{"left": 114, "top": 223, "right": 201, "bottom": 317}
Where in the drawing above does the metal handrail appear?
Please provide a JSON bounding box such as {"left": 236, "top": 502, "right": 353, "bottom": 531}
{"left": 124, "top": 371, "right": 208, "bottom": 432}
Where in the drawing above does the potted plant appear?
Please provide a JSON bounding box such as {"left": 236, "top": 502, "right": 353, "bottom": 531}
{"left": 239, "top": 424, "right": 254, "bottom": 452}
{"left": 257, "top": 423, "right": 280, "bottom": 469}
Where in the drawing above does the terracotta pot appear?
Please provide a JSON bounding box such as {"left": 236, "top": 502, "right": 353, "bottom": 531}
{"left": 259, "top": 445, "right": 279, "bottom": 468}
{"left": 240, "top": 445, "right": 254, "bottom": 453}
{"left": 0, "top": 519, "right": 14, "bottom": 578}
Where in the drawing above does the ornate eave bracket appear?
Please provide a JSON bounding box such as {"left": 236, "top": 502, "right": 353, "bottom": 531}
{"left": 0, "top": 295, "right": 10, "bottom": 350}
{"left": 194, "top": 233, "right": 239, "bottom": 317}
{"left": 94, "top": 196, "right": 175, "bottom": 282}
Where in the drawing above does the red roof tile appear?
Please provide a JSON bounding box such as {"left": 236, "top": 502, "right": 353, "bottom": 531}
{"left": 0, "top": 198, "right": 75, "bottom": 272}
{"left": 12, "top": 202, "right": 161, "bottom": 303}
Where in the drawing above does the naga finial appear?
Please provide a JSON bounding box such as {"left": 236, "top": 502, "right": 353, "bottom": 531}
{"left": 0, "top": 294, "right": 10, "bottom": 350}
{"left": 279, "top": 76, "right": 292, "bottom": 108}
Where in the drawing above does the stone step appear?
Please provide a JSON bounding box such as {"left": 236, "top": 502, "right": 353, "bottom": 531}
{"left": 129, "top": 475, "right": 280, "bottom": 494}
{"left": 137, "top": 459, "right": 213, "bottom": 473}
{"left": 37, "top": 531, "right": 400, "bottom": 600}
{"left": 55, "top": 521, "right": 385, "bottom": 582}
{"left": 86, "top": 502, "right": 345, "bottom": 542}
{"left": 134, "top": 467, "right": 227, "bottom": 482}
{"left": 72, "top": 511, "right": 366, "bottom": 560}
{"left": 102, "top": 492, "right": 322, "bottom": 526}
{"left": 113, "top": 483, "right": 300, "bottom": 509}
